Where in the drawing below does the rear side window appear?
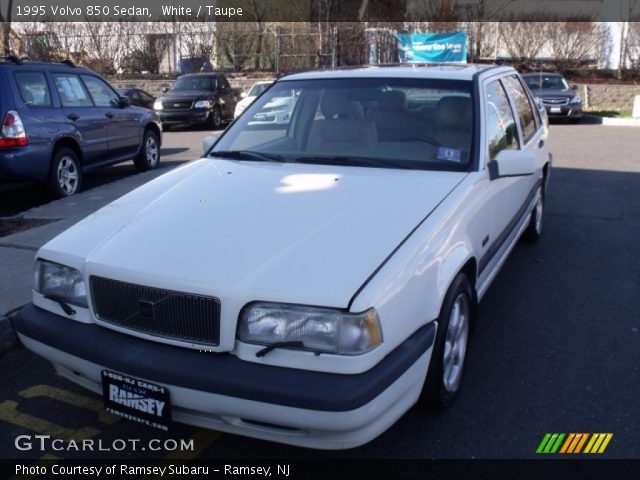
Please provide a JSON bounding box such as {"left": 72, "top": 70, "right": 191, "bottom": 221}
{"left": 503, "top": 75, "right": 537, "bottom": 143}
{"left": 485, "top": 80, "right": 519, "bottom": 160}
{"left": 81, "top": 75, "right": 119, "bottom": 108}
{"left": 53, "top": 74, "right": 93, "bottom": 107}
{"left": 14, "top": 72, "right": 52, "bottom": 107}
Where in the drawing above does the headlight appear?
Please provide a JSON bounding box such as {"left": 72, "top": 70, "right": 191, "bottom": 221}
{"left": 153, "top": 100, "right": 163, "bottom": 110}
{"left": 34, "top": 260, "right": 87, "bottom": 307}
{"left": 569, "top": 95, "right": 581, "bottom": 104}
{"left": 237, "top": 303, "right": 383, "bottom": 355}
{"left": 194, "top": 100, "right": 212, "bottom": 109}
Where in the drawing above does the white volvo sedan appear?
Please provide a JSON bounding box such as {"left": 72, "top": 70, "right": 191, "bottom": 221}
{"left": 16, "top": 64, "right": 551, "bottom": 450}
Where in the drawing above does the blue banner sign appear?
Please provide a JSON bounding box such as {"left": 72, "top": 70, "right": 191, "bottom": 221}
{"left": 397, "top": 32, "right": 468, "bottom": 63}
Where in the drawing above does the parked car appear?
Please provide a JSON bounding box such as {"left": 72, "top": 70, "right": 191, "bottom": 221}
{"left": 116, "top": 88, "right": 155, "bottom": 109}
{"left": 521, "top": 72, "right": 583, "bottom": 122}
{"left": 234, "top": 80, "right": 273, "bottom": 118}
{"left": 16, "top": 64, "right": 551, "bottom": 449}
{"left": 0, "top": 57, "right": 162, "bottom": 197}
{"left": 153, "top": 73, "right": 239, "bottom": 130}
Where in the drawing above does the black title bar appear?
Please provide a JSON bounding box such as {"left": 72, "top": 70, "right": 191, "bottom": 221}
{"left": 0, "top": 0, "right": 639, "bottom": 22}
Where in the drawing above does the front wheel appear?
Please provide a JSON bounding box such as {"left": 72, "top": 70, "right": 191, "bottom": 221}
{"left": 210, "top": 105, "right": 222, "bottom": 130}
{"left": 523, "top": 186, "right": 544, "bottom": 242}
{"left": 420, "top": 273, "right": 474, "bottom": 410}
{"left": 49, "top": 147, "right": 82, "bottom": 198}
{"left": 134, "top": 129, "right": 161, "bottom": 172}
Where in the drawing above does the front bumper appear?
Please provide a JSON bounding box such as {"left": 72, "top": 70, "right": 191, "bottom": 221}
{"left": 543, "top": 104, "right": 583, "bottom": 118}
{"left": 156, "top": 110, "right": 211, "bottom": 126}
{"left": 15, "top": 304, "right": 436, "bottom": 449}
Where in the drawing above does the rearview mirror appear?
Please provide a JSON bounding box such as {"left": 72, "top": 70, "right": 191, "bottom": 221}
{"left": 162, "top": 87, "right": 170, "bottom": 93}
{"left": 202, "top": 135, "right": 217, "bottom": 155}
{"left": 488, "top": 149, "right": 537, "bottom": 180}
{"left": 571, "top": 84, "right": 578, "bottom": 90}
{"left": 118, "top": 96, "right": 131, "bottom": 108}
{"left": 240, "top": 92, "right": 247, "bottom": 98}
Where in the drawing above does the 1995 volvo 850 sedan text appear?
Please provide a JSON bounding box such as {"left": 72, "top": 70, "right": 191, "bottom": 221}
{"left": 16, "top": 64, "right": 551, "bottom": 449}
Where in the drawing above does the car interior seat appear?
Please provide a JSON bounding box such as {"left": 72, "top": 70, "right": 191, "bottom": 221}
{"left": 307, "top": 90, "right": 378, "bottom": 153}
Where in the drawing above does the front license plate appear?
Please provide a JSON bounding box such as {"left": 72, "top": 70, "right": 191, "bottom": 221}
{"left": 102, "top": 370, "right": 171, "bottom": 431}
{"left": 549, "top": 107, "right": 561, "bottom": 113}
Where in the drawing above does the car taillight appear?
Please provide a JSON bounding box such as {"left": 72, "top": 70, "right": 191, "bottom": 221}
{"left": 0, "top": 110, "right": 28, "bottom": 148}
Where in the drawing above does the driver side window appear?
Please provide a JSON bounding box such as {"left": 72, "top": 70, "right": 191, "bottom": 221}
{"left": 485, "top": 80, "right": 519, "bottom": 160}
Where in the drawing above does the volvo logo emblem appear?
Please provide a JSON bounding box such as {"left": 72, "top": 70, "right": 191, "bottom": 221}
{"left": 139, "top": 300, "right": 155, "bottom": 318}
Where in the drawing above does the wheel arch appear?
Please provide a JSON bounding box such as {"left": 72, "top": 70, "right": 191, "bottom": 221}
{"left": 51, "top": 137, "right": 84, "bottom": 168}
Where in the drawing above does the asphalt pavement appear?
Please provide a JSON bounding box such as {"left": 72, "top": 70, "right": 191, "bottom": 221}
{"left": 0, "top": 124, "right": 638, "bottom": 460}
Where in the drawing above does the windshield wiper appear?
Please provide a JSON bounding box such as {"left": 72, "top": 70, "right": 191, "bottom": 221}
{"left": 209, "top": 150, "right": 287, "bottom": 163}
{"left": 293, "top": 156, "right": 420, "bottom": 170}
{"left": 256, "top": 341, "right": 305, "bottom": 358}
{"left": 44, "top": 295, "right": 76, "bottom": 316}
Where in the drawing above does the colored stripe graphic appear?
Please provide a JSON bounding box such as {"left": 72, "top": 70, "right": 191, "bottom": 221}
{"left": 584, "top": 433, "right": 614, "bottom": 454}
{"left": 536, "top": 433, "right": 565, "bottom": 453}
{"left": 538, "top": 433, "right": 613, "bottom": 454}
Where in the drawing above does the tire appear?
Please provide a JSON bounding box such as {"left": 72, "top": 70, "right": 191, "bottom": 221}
{"left": 420, "top": 273, "right": 474, "bottom": 410}
{"left": 210, "top": 105, "right": 222, "bottom": 130}
{"left": 134, "top": 129, "right": 161, "bottom": 172}
{"left": 523, "top": 185, "right": 544, "bottom": 242}
{"left": 49, "top": 147, "right": 82, "bottom": 198}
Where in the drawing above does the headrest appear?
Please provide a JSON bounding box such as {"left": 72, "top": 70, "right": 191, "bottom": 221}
{"left": 378, "top": 90, "right": 407, "bottom": 111}
{"left": 435, "top": 96, "right": 472, "bottom": 129}
{"left": 321, "top": 90, "right": 364, "bottom": 119}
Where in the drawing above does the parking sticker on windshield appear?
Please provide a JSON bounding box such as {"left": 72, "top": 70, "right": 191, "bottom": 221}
{"left": 437, "top": 147, "right": 462, "bottom": 162}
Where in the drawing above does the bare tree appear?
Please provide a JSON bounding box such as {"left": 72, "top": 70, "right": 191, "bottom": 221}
{"left": 547, "top": 22, "right": 609, "bottom": 70}
{"left": 499, "top": 22, "right": 548, "bottom": 60}
{"left": 626, "top": 22, "right": 640, "bottom": 70}
{"left": 232, "top": 0, "right": 272, "bottom": 69}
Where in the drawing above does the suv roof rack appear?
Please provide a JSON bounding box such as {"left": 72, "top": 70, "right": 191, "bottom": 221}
{"left": 60, "top": 59, "right": 75, "bottom": 67}
{"left": 1, "top": 55, "right": 23, "bottom": 65}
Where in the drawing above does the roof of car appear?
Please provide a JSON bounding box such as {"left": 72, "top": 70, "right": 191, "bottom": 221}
{"left": 521, "top": 72, "right": 563, "bottom": 77}
{"left": 281, "top": 64, "right": 513, "bottom": 82}
{"left": 0, "top": 59, "right": 94, "bottom": 73}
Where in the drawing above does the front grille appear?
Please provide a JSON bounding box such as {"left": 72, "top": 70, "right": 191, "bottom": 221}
{"left": 162, "top": 101, "right": 193, "bottom": 110}
{"left": 90, "top": 276, "right": 220, "bottom": 346}
{"left": 542, "top": 98, "right": 568, "bottom": 105}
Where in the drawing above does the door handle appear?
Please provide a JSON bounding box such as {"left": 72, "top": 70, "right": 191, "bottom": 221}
{"left": 538, "top": 139, "right": 545, "bottom": 149}
{"left": 67, "top": 113, "right": 79, "bottom": 121}
{"left": 105, "top": 112, "right": 114, "bottom": 119}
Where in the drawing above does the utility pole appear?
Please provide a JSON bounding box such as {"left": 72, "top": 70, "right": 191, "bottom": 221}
{"left": 3, "top": 0, "right": 14, "bottom": 56}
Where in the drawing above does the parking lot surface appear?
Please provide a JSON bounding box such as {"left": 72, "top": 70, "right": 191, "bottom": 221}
{"left": 0, "top": 124, "right": 638, "bottom": 459}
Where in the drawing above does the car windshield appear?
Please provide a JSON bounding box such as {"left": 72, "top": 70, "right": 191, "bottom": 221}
{"left": 171, "top": 76, "right": 217, "bottom": 91}
{"left": 248, "top": 82, "right": 272, "bottom": 97}
{"left": 524, "top": 75, "right": 569, "bottom": 91}
{"left": 212, "top": 78, "right": 474, "bottom": 172}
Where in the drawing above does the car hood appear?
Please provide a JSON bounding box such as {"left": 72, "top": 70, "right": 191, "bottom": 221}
{"left": 235, "top": 96, "right": 256, "bottom": 110}
{"left": 40, "top": 159, "right": 466, "bottom": 308}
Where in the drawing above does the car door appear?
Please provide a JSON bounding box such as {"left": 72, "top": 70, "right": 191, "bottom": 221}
{"left": 80, "top": 74, "right": 141, "bottom": 157}
{"left": 52, "top": 73, "right": 110, "bottom": 165}
{"left": 483, "top": 76, "right": 541, "bottom": 260}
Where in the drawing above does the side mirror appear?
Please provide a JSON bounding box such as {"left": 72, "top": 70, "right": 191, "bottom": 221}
{"left": 488, "top": 149, "right": 537, "bottom": 180}
{"left": 202, "top": 135, "right": 217, "bottom": 155}
{"left": 240, "top": 92, "right": 247, "bottom": 98}
{"left": 162, "top": 87, "right": 170, "bottom": 93}
{"left": 118, "top": 96, "right": 131, "bottom": 108}
{"left": 571, "top": 84, "right": 578, "bottom": 90}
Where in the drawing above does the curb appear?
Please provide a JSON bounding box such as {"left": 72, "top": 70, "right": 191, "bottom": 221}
{"left": 0, "top": 304, "right": 26, "bottom": 355}
{"left": 584, "top": 115, "right": 640, "bottom": 126}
